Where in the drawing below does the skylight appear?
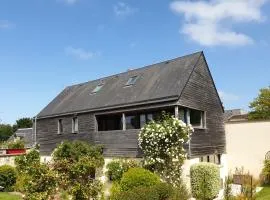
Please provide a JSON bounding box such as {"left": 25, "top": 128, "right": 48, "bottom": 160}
{"left": 92, "top": 84, "right": 104, "bottom": 93}
{"left": 125, "top": 76, "right": 138, "bottom": 86}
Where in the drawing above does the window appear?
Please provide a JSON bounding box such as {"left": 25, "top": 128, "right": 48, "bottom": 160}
{"left": 72, "top": 117, "right": 78, "bottom": 133}
{"left": 200, "top": 154, "right": 221, "bottom": 165}
{"left": 92, "top": 84, "right": 104, "bottom": 93}
{"left": 126, "top": 114, "right": 140, "bottom": 129}
{"left": 189, "top": 109, "right": 205, "bottom": 128}
{"left": 58, "top": 119, "right": 63, "bottom": 134}
{"left": 97, "top": 114, "right": 122, "bottom": 131}
{"left": 125, "top": 76, "right": 138, "bottom": 86}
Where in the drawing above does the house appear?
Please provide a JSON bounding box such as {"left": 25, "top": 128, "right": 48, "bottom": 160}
{"left": 14, "top": 128, "right": 34, "bottom": 148}
{"left": 225, "top": 110, "right": 270, "bottom": 178}
{"left": 35, "top": 51, "right": 226, "bottom": 179}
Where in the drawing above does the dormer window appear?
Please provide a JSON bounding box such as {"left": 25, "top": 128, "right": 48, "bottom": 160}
{"left": 92, "top": 84, "right": 104, "bottom": 93}
{"left": 125, "top": 76, "right": 138, "bottom": 86}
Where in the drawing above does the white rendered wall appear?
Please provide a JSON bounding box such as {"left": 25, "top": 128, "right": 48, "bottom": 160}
{"left": 226, "top": 121, "right": 270, "bottom": 178}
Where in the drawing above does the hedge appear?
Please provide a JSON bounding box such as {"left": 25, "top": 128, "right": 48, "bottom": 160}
{"left": 190, "top": 162, "right": 220, "bottom": 200}
{"left": 0, "top": 165, "right": 17, "bottom": 191}
{"left": 120, "top": 168, "right": 160, "bottom": 191}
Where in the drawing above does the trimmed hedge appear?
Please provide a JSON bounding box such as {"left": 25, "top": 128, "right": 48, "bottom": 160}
{"left": 120, "top": 168, "right": 160, "bottom": 191}
{"left": 190, "top": 162, "right": 220, "bottom": 200}
{"left": 0, "top": 165, "right": 17, "bottom": 191}
{"left": 111, "top": 183, "right": 173, "bottom": 200}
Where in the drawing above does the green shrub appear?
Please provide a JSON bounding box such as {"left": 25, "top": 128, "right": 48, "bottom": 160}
{"left": 107, "top": 161, "right": 123, "bottom": 181}
{"left": 262, "top": 160, "right": 270, "bottom": 184}
{"left": 120, "top": 168, "right": 160, "bottom": 191}
{"left": 190, "top": 162, "right": 220, "bottom": 200}
{"left": 111, "top": 182, "right": 175, "bottom": 200}
{"left": 0, "top": 165, "right": 17, "bottom": 191}
{"left": 106, "top": 159, "right": 140, "bottom": 182}
{"left": 7, "top": 139, "right": 25, "bottom": 149}
{"left": 170, "top": 183, "right": 191, "bottom": 200}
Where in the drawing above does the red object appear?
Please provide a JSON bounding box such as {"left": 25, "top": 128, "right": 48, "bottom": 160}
{"left": 6, "top": 149, "right": 26, "bottom": 155}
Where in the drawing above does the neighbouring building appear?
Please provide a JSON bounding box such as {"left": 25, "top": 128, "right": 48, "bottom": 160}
{"left": 35, "top": 51, "right": 227, "bottom": 183}
{"left": 225, "top": 110, "right": 270, "bottom": 178}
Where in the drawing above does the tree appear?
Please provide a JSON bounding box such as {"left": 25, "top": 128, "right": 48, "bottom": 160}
{"left": 248, "top": 86, "right": 270, "bottom": 120}
{"left": 0, "top": 124, "right": 13, "bottom": 141}
{"left": 138, "top": 112, "right": 193, "bottom": 186}
{"left": 52, "top": 141, "right": 104, "bottom": 200}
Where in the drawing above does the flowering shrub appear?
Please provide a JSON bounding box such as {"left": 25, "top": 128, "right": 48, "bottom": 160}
{"left": 0, "top": 165, "right": 17, "bottom": 191}
{"left": 138, "top": 112, "right": 193, "bottom": 186}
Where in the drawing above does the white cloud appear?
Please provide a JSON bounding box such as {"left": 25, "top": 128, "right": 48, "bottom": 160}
{"left": 65, "top": 46, "right": 98, "bottom": 60}
{"left": 58, "top": 0, "right": 78, "bottom": 5}
{"left": 114, "top": 2, "right": 137, "bottom": 16}
{"left": 0, "top": 20, "right": 15, "bottom": 29}
{"left": 170, "top": 0, "right": 268, "bottom": 46}
{"left": 218, "top": 90, "right": 240, "bottom": 101}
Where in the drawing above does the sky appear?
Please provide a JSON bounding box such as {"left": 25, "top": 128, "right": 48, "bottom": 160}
{"left": 0, "top": 0, "right": 270, "bottom": 124}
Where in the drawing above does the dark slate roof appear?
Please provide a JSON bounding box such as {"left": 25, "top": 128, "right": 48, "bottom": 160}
{"left": 224, "top": 109, "right": 248, "bottom": 122}
{"left": 15, "top": 128, "right": 34, "bottom": 148}
{"left": 38, "top": 52, "right": 202, "bottom": 118}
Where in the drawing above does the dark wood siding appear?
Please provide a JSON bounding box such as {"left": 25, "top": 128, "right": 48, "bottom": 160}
{"left": 94, "top": 129, "right": 140, "bottom": 157}
{"left": 178, "top": 54, "right": 226, "bottom": 158}
{"left": 37, "top": 113, "right": 95, "bottom": 155}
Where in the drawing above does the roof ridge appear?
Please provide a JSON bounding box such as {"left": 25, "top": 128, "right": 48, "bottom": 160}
{"left": 67, "top": 51, "right": 203, "bottom": 88}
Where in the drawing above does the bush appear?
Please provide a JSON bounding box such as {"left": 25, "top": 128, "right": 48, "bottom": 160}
{"left": 262, "top": 160, "right": 270, "bottom": 184}
{"left": 170, "top": 183, "right": 191, "bottom": 200}
{"left": 190, "top": 162, "right": 220, "bottom": 200}
{"left": 0, "top": 165, "right": 17, "bottom": 191}
{"left": 7, "top": 139, "right": 25, "bottom": 149}
{"left": 120, "top": 167, "right": 160, "bottom": 191}
{"left": 106, "top": 159, "right": 140, "bottom": 182}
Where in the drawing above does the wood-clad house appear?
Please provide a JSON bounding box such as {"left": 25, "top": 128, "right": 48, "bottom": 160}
{"left": 35, "top": 51, "right": 226, "bottom": 163}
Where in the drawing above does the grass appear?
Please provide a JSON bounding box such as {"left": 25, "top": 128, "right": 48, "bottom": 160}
{"left": 0, "top": 192, "right": 22, "bottom": 200}
{"left": 256, "top": 185, "right": 270, "bottom": 200}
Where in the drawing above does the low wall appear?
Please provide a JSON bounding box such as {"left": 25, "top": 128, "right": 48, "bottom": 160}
{"left": 226, "top": 120, "right": 270, "bottom": 178}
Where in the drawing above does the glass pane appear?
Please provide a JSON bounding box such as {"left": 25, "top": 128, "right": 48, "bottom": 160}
{"left": 190, "top": 109, "right": 202, "bottom": 127}
{"left": 97, "top": 114, "right": 122, "bottom": 131}
{"left": 92, "top": 84, "right": 103, "bottom": 93}
{"left": 140, "top": 114, "right": 146, "bottom": 128}
{"left": 126, "top": 76, "right": 138, "bottom": 86}
{"left": 126, "top": 114, "right": 140, "bottom": 129}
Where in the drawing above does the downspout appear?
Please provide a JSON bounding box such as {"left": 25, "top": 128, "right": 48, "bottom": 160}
{"left": 187, "top": 109, "right": 191, "bottom": 158}
{"left": 34, "top": 116, "right": 37, "bottom": 147}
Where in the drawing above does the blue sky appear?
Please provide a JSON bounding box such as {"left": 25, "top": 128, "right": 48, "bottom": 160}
{"left": 0, "top": 0, "right": 270, "bottom": 124}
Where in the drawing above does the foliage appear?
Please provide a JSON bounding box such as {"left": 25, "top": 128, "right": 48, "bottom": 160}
{"left": 0, "top": 124, "right": 13, "bottom": 141}
{"left": 106, "top": 159, "right": 140, "bottom": 182}
{"left": 109, "top": 182, "right": 121, "bottom": 200}
{"left": 111, "top": 182, "right": 189, "bottom": 200}
{"left": 0, "top": 165, "right": 17, "bottom": 191}
{"left": 139, "top": 112, "right": 192, "bottom": 186}
{"left": 190, "top": 162, "right": 220, "bottom": 200}
{"left": 13, "top": 117, "right": 33, "bottom": 132}
{"left": 7, "top": 139, "right": 25, "bottom": 149}
{"left": 14, "top": 149, "right": 57, "bottom": 200}
{"left": 119, "top": 167, "right": 160, "bottom": 191}
{"left": 248, "top": 86, "right": 270, "bottom": 120}
{"left": 224, "top": 176, "right": 234, "bottom": 200}
{"left": 52, "top": 140, "right": 104, "bottom": 200}
{"left": 262, "top": 160, "right": 270, "bottom": 184}
{"left": 234, "top": 167, "right": 258, "bottom": 200}
{"left": 170, "top": 183, "right": 191, "bottom": 200}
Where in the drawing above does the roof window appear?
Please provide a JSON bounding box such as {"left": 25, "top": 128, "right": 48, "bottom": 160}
{"left": 125, "top": 76, "right": 138, "bottom": 86}
{"left": 92, "top": 84, "right": 104, "bottom": 93}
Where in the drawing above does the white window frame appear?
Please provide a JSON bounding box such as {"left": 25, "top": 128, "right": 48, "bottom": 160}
{"left": 72, "top": 117, "right": 78, "bottom": 133}
{"left": 187, "top": 108, "right": 206, "bottom": 129}
{"left": 58, "top": 119, "right": 63, "bottom": 134}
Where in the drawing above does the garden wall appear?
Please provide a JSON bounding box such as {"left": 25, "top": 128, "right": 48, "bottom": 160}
{"left": 226, "top": 120, "right": 270, "bottom": 178}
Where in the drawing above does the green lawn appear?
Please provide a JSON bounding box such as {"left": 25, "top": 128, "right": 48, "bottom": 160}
{"left": 256, "top": 186, "right": 270, "bottom": 200}
{"left": 0, "top": 192, "right": 22, "bottom": 200}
